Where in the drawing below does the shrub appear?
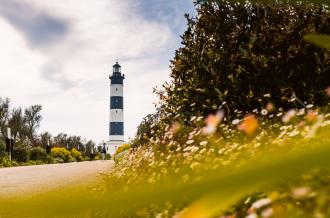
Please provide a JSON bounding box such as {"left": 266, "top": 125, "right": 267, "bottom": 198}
{"left": 0, "top": 140, "right": 6, "bottom": 157}
{"left": 51, "top": 147, "right": 72, "bottom": 162}
{"left": 115, "top": 143, "right": 131, "bottom": 155}
{"left": 12, "top": 146, "right": 29, "bottom": 163}
{"left": 0, "top": 154, "right": 11, "bottom": 167}
{"left": 160, "top": 1, "right": 330, "bottom": 122}
{"left": 29, "top": 147, "right": 48, "bottom": 162}
{"left": 53, "top": 158, "right": 65, "bottom": 164}
{"left": 71, "top": 148, "right": 83, "bottom": 162}
{"left": 11, "top": 161, "right": 18, "bottom": 167}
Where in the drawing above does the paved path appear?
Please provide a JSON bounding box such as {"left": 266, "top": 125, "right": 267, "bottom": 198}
{"left": 0, "top": 160, "right": 114, "bottom": 199}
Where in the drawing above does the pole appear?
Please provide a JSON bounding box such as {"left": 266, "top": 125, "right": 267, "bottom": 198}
{"left": 47, "top": 140, "right": 51, "bottom": 154}
{"left": 7, "top": 127, "right": 11, "bottom": 162}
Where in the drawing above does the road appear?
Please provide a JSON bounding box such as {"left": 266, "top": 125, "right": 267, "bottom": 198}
{"left": 0, "top": 160, "right": 114, "bottom": 199}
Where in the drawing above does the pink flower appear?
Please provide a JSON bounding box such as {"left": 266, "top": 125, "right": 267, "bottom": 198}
{"left": 202, "top": 110, "right": 224, "bottom": 135}
{"left": 325, "top": 86, "right": 330, "bottom": 97}
{"left": 282, "top": 109, "right": 296, "bottom": 123}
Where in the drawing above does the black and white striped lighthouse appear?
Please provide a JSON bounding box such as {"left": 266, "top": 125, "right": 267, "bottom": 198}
{"left": 108, "top": 61, "right": 125, "bottom": 152}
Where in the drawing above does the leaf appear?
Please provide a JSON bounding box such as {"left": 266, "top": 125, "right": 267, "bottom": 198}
{"left": 304, "top": 34, "right": 330, "bottom": 49}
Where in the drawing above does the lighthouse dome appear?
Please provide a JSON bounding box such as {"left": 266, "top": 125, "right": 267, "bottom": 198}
{"left": 113, "top": 62, "right": 121, "bottom": 68}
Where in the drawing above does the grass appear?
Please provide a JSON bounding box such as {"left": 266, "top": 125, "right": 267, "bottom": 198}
{"left": 0, "top": 108, "right": 329, "bottom": 217}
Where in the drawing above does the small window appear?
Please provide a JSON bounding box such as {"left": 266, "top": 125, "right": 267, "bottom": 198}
{"left": 116, "top": 88, "right": 118, "bottom": 91}
{"left": 116, "top": 110, "right": 117, "bottom": 114}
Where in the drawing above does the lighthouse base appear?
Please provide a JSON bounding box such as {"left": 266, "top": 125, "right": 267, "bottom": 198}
{"left": 105, "top": 140, "right": 125, "bottom": 156}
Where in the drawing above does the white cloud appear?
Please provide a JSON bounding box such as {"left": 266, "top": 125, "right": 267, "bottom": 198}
{"left": 0, "top": 0, "right": 189, "bottom": 142}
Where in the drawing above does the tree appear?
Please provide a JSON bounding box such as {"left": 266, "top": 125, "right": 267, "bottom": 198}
{"left": 85, "top": 140, "right": 96, "bottom": 157}
{"left": 160, "top": 0, "right": 330, "bottom": 122}
{"left": 67, "top": 135, "right": 83, "bottom": 152}
{"left": 39, "top": 132, "right": 52, "bottom": 149}
{"left": 8, "top": 108, "right": 25, "bottom": 142}
{"left": 24, "top": 105, "right": 42, "bottom": 146}
{"left": 54, "top": 133, "right": 68, "bottom": 148}
{"left": 131, "top": 109, "right": 163, "bottom": 148}
{"left": 0, "top": 97, "right": 10, "bottom": 140}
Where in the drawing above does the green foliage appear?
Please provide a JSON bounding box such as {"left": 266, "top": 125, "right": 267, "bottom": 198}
{"left": 53, "top": 157, "right": 65, "bottom": 164}
{"left": 305, "top": 33, "right": 330, "bottom": 49}
{"left": 24, "top": 105, "right": 42, "bottom": 146}
{"left": 12, "top": 146, "right": 29, "bottom": 163}
{"left": 0, "top": 140, "right": 6, "bottom": 157}
{"left": 51, "top": 147, "right": 72, "bottom": 162}
{"left": 27, "top": 160, "right": 44, "bottom": 165}
{"left": 115, "top": 143, "right": 130, "bottom": 155}
{"left": 0, "top": 154, "right": 11, "bottom": 167}
{"left": 160, "top": 1, "right": 330, "bottom": 122}
{"left": 131, "top": 112, "right": 162, "bottom": 148}
{"left": 29, "top": 147, "right": 48, "bottom": 161}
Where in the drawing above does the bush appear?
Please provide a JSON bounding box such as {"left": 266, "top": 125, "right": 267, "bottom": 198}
{"left": 11, "top": 161, "right": 18, "bottom": 167}
{"left": 115, "top": 144, "right": 131, "bottom": 155}
{"left": 51, "top": 147, "right": 72, "bottom": 162}
{"left": 29, "top": 147, "right": 48, "bottom": 162}
{"left": 53, "top": 158, "right": 65, "bottom": 164}
{"left": 71, "top": 148, "right": 83, "bottom": 162}
{"left": 0, "top": 140, "right": 6, "bottom": 157}
{"left": 161, "top": 1, "right": 330, "bottom": 121}
{"left": 12, "top": 146, "right": 29, "bottom": 163}
{"left": 0, "top": 154, "right": 11, "bottom": 167}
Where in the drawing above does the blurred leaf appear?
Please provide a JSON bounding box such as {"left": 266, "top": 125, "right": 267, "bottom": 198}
{"left": 304, "top": 34, "right": 330, "bottom": 50}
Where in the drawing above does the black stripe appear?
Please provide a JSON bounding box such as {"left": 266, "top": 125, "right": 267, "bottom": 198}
{"left": 110, "top": 96, "right": 123, "bottom": 109}
{"left": 110, "top": 75, "right": 124, "bottom": 84}
{"left": 109, "top": 122, "right": 124, "bottom": 135}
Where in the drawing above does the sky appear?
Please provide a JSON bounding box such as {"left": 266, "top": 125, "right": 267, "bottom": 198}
{"left": 0, "top": 0, "right": 195, "bottom": 143}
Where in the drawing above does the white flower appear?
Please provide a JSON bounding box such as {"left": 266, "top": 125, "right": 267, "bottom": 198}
{"left": 190, "top": 146, "right": 199, "bottom": 153}
{"left": 232, "top": 119, "right": 240, "bottom": 125}
{"left": 306, "top": 104, "right": 314, "bottom": 109}
{"left": 199, "top": 141, "right": 208, "bottom": 146}
{"left": 190, "top": 116, "right": 197, "bottom": 122}
{"left": 263, "top": 93, "right": 271, "bottom": 98}
{"left": 276, "top": 112, "right": 283, "bottom": 117}
{"left": 261, "top": 109, "right": 268, "bottom": 115}
{"left": 186, "top": 140, "right": 194, "bottom": 145}
{"left": 246, "top": 213, "right": 258, "bottom": 218}
{"left": 251, "top": 198, "right": 271, "bottom": 209}
{"left": 297, "top": 108, "right": 306, "bottom": 116}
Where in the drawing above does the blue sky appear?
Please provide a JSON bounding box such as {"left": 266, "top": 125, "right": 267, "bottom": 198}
{"left": 0, "top": 0, "right": 195, "bottom": 142}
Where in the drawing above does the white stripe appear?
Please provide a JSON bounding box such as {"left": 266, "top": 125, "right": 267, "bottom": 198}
{"left": 109, "top": 135, "right": 124, "bottom": 141}
{"left": 110, "top": 84, "right": 123, "bottom": 96}
{"left": 110, "top": 109, "right": 123, "bottom": 122}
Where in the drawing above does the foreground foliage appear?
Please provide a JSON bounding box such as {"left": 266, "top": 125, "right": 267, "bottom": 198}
{"left": 0, "top": 107, "right": 329, "bottom": 218}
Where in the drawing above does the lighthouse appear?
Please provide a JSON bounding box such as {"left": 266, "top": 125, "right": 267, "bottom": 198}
{"left": 107, "top": 61, "right": 125, "bottom": 155}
